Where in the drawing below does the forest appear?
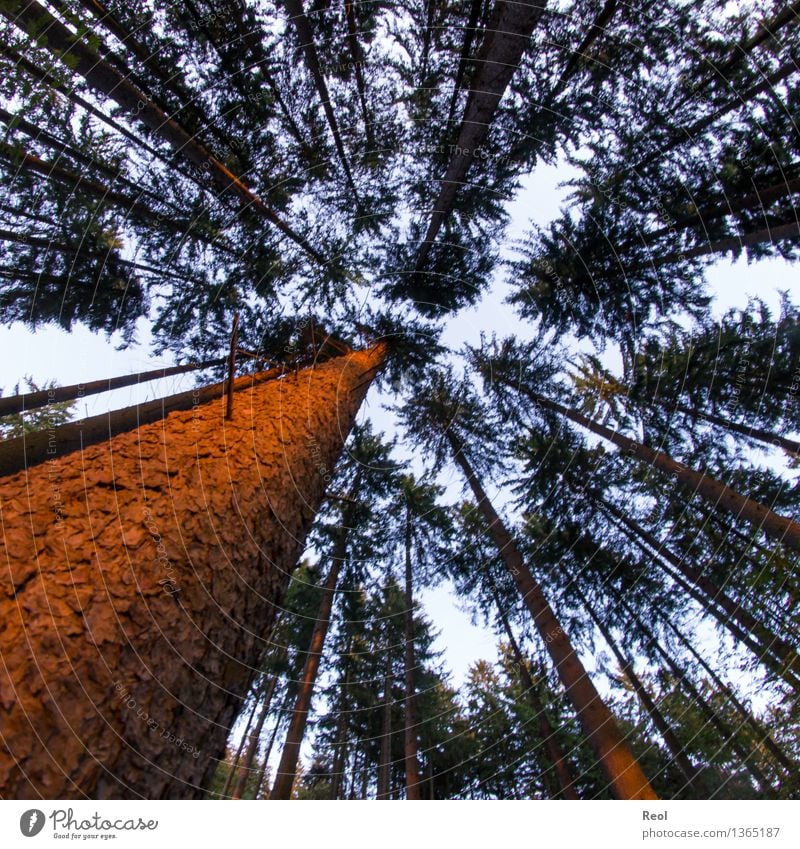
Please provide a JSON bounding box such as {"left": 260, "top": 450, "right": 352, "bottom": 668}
{"left": 0, "top": 0, "right": 798, "bottom": 801}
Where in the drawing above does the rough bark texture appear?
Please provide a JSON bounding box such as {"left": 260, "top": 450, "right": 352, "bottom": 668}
{"left": 447, "top": 432, "right": 658, "bottom": 800}
{"left": 0, "top": 344, "right": 385, "bottom": 799}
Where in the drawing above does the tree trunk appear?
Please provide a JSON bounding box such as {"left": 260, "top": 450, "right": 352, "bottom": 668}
{"left": 416, "top": 0, "right": 546, "bottom": 269}
{"left": 2, "top": 0, "right": 322, "bottom": 262}
{"left": 604, "top": 502, "right": 800, "bottom": 693}
{"left": 446, "top": 431, "right": 658, "bottom": 800}
{"left": 232, "top": 675, "right": 278, "bottom": 799}
{"left": 253, "top": 686, "right": 292, "bottom": 799}
{"left": 329, "top": 638, "right": 353, "bottom": 801}
{"left": 377, "top": 617, "right": 394, "bottom": 799}
{"left": 651, "top": 221, "right": 800, "bottom": 267}
{"left": 598, "top": 499, "right": 800, "bottom": 688}
{"left": 667, "top": 620, "right": 798, "bottom": 780}
{"left": 562, "top": 568, "right": 706, "bottom": 793}
{"left": 221, "top": 689, "right": 261, "bottom": 798}
{"left": 615, "top": 594, "right": 774, "bottom": 795}
{"left": 506, "top": 379, "right": 800, "bottom": 550}
{"left": 281, "top": 0, "right": 359, "bottom": 202}
{"left": 484, "top": 574, "right": 579, "bottom": 799}
{"left": 270, "top": 485, "right": 362, "bottom": 800}
{"left": 403, "top": 506, "right": 424, "bottom": 799}
{"left": 672, "top": 403, "right": 800, "bottom": 458}
{"left": 0, "top": 344, "right": 386, "bottom": 798}
{"left": 344, "top": 0, "right": 374, "bottom": 149}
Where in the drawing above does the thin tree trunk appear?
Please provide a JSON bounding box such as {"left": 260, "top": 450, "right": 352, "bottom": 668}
{"left": 446, "top": 431, "right": 658, "bottom": 800}
{"left": 270, "top": 486, "right": 362, "bottom": 800}
{"left": 667, "top": 620, "right": 798, "bottom": 780}
{"left": 254, "top": 686, "right": 293, "bottom": 798}
{"left": 602, "top": 501, "right": 800, "bottom": 693}
{"left": 416, "top": 1, "right": 547, "bottom": 269}
{"left": 344, "top": 0, "right": 374, "bottom": 149}
{"left": 598, "top": 498, "right": 800, "bottom": 688}
{"left": 0, "top": 229, "right": 200, "bottom": 287}
{"left": 281, "top": 0, "right": 360, "bottom": 202}
{"left": 232, "top": 675, "right": 279, "bottom": 799}
{"left": 329, "top": 637, "right": 353, "bottom": 801}
{"left": 377, "top": 616, "right": 394, "bottom": 799}
{"left": 505, "top": 378, "right": 800, "bottom": 550}
{"left": 0, "top": 343, "right": 386, "bottom": 798}
{"left": 2, "top": 0, "right": 323, "bottom": 263}
{"left": 614, "top": 592, "right": 774, "bottom": 795}
{"left": 644, "top": 221, "right": 800, "bottom": 268}
{"left": 672, "top": 403, "right": 800, "bottom": 458}
{"left": 561, "top": 568, "right": 706, "bottom": 794}
{"left": 484, "top": 573, "right": 579, "bottom": 799}
{"left": 221, "top": 689, "right": 261, "bottom": 798}
{"left": 403, "top": 506, "right": 424, "bottom": 799}
{"left": 445, "top": 0, "right": 484, "bottom": 129}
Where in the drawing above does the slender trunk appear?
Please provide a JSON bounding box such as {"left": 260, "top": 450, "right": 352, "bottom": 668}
{"left": 270, "top": 486, "right": 362, "bottom": 800}
{"left": 505, "top": 378, "right": 800, "bottom": 550}
{"left": 627, "top": 175, "right": 800, "bottom": 251}
{"left": 672, "top": 403, "right": 800, "bottom": 458}
{"left": 484, "top": 574, "right": 579, "bottom": 799}
{"left": 329, "top": 638, "right": 353, "bottom": 801}
{"left": 232, "top": 675, "right": 278, "bottom": 799}
{"left": 447, "top": 432, "right": 657, "bottom": 799}
{"left": 603, "top": 502, "right": 800, "bottom": 692}
{"left": 254, "top": 687, "right": 292, "bottom": 799}
{"left": 445, "top": 0, "right": 484, "bottom": 129}
{"left": 416, "top": 1, "right": 547, "bottom": 269}
{"left": 598, "top": 499, "right": 800, "bottom": 688}
{"left": 669, "top": 620, "right": 799, "bottom": 779}
{"left": 562, "top": 568, "right": 706, "bottom": 793}
{"left": 0, "top": 357, "right": 223, "bottom": 418}
{"left": 281, "top": 0, "right": 359, "bottom": 202}
{"left": 0, "top": 228, "right": 199, "bottom": 286}
{"left": 377, "top": 616, "right": 394, "bottom": 799}
{"left": 344, "top": 0, "right": 374, "bottom": 149}
{"left": 403, "top": 506, "right": 424, "bottom": 799}
{"left": 221, "top": 690, "right": 260, "bottom": 798}
{"left": 0, "top": 344, "right": 386, "bottom": 798}
{"left": 614, "top": 593, "right": 774, "bottom": 795}
{"left": 3, "top": 1, "right": 323, "bottom": 262}
{"left": 644, "top": 221, "right": 800, "bottom": 268}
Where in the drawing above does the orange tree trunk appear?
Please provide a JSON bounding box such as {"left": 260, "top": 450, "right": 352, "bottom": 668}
{"left": 0, "top": 344, "right": 385, "bottom": 798}
{"left": 447, "top": 432, "right": 658, "bottom": 800}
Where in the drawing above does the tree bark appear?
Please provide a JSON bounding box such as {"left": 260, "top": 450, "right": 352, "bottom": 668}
{"left": 614, "top": 593, "right": 774, "bottom": 795}
{"left": 281, "top": 0, "right": 360, "bottom": 202}
{"left": 446, "top": 431, "right": 658, "bottom": 800}
{"left": 377, "top": 616, "right": 394, "bottom": 799}
{"left": 505, "top": 379, "right": 800, "bottom": 550}
{"left": 0, "top": 344, "right": 386, "bottom": 798}
{"left": 403, "top": 506, "right": 424, "bottom": 799}
{"left": 672, "top": 403, "right": 800, "bottom": 458}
